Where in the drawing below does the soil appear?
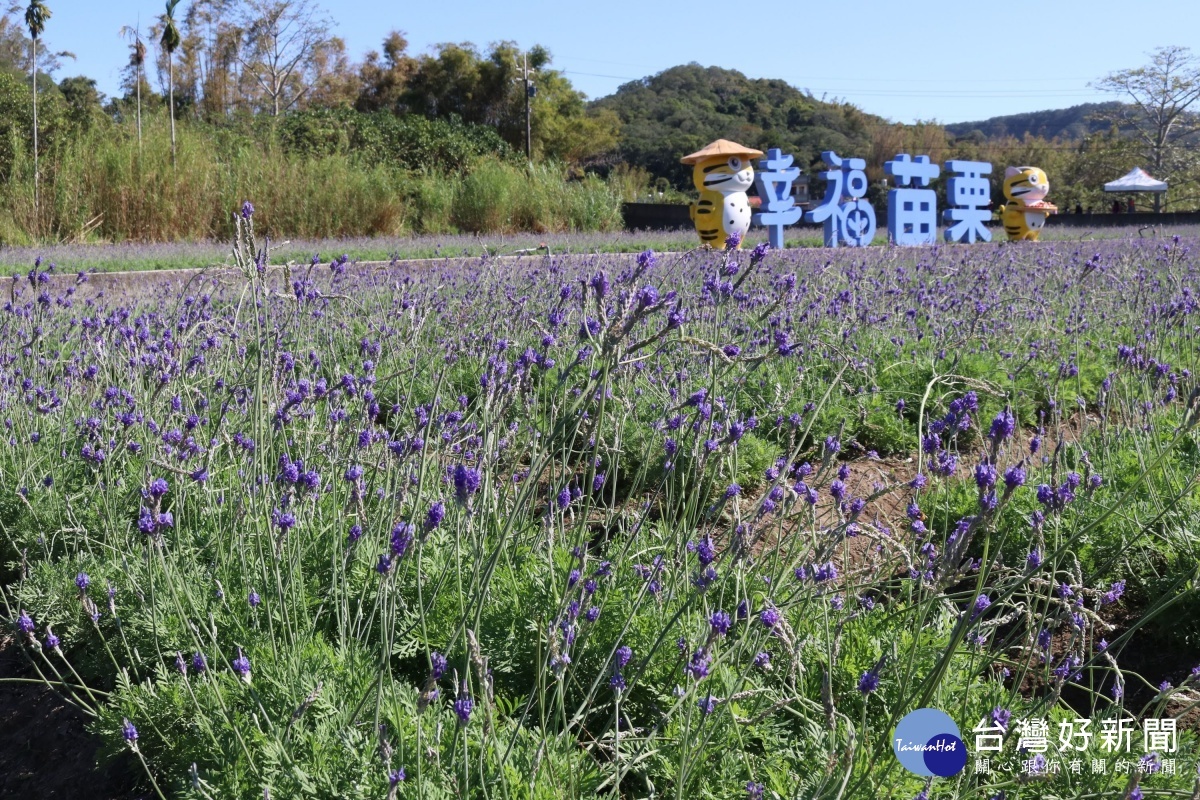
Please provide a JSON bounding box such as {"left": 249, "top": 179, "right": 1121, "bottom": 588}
{"left": 0, "top": 636, "right": 146, "bottom": 800}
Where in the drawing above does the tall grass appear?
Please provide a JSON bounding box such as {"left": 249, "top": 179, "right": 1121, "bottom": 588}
{"left": 0, "top": 120, "right": 624, "bottom": 244}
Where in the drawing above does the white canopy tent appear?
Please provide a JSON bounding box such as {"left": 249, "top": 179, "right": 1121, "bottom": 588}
{"left": 1104, "top": 167, "right": 1169, "bottom": 212}
{"left": 1103, "top": 167, "right": 1168, "bottom": 193}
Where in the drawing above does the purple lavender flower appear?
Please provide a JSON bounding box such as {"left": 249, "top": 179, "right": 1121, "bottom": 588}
{"left": 430, "top": 651, "right": 447, "bottom": 679}
{"left": 192, "top": 652, "right": 208, "bottom": 674}
{"left": 615, "top": 645, "right": 633, "bottom": 669}
{"left": 240, "top": 200, "right": 254, "bottom": 220}
{"left": 858, "top": 669, "right": 880, "bottom": 694}
{"left": 453, "top": 465, "right": 482, "bottom": 503}
{"left": 390, "top": 522, "right": 414, "bottom": 558}
{"left": 811, "top": 562, "right": 837, "bottom": 583}
{"left": 698, "top": 694, "right": 718, "bottom": 715}
{"left": 974, "top": 462, "right": 997, "bottom": 489}
{"left": 1003, "top": 465, "right": 1026, "bottom": 489}
{"left": 75, "top": 572, "right": 90, "bottom": 592}
{"left": 16, "top": 610, "right": 34, "bottom": 635}
{"left": 232, "top": 648, "right": 252, "bottom": 683}
{"left": 121, "top": 718, "right": 138, "bottom": 743}
{"left": 147, "top": 477, "right": 169, "bottom": 498}
{"left": 990, "top": 706, "right": 1012, "bottom": 733}
{"left": 248, "top": 588, "right": 261, "bottom": 608}
{"left": 746, "top": 781, "right": 765, "bottom": 800}
{"left": 759, "top": 607, "right": 780, "bottom": 630}
{"left": 685, "top": 648, "right": 710, "bottom": 680}
{"left": 425, "top": 501, "right": 445, "bottom": 531}
{"left": 988, "top": 408, "right": 1015, "bottom": 440}
{"left": 453, "top": 687, "right": 473, "bottom": 725}
{"left": 1100, "top": 579, "right": 1126, "bottom": 605}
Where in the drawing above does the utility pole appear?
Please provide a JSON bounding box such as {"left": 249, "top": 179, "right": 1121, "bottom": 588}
{"left": 515, "top": 52, "right": 535, "bottom": 160}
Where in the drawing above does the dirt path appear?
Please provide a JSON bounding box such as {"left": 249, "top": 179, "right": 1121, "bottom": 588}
{"left": 0, "top": 637, "right": 145, "bottom": 799}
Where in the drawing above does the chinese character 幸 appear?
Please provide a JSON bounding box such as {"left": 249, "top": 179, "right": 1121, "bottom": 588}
{"left": 884, "top": 154, "right": 940, "bottom": 245}
{"left": 805, "top": 151, "right": 876, "bottom": 247}
{"left": 942, "top": 160, "right": 993, "bottom": 243}
{"left": 752, "top": 148, "right": 804, "bottom": 249}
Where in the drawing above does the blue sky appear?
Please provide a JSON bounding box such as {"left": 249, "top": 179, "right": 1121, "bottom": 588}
{"left": 28, "top": 0, "right": 1200, "bottom": 124}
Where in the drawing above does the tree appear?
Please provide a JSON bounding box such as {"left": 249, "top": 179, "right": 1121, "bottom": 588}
{"left": 0, "top": 3, "right": 68, "bottom": 74}
{"left": 58, "top": 74, "right": 103, "bottom": 129}
{"left": 180, "top": 0, "right": 242, "bottom": 119}
{"left": 1092, "top": 45, "right": 1200, "bottom": 211}
{"left": 160, "top": 0, "right": 182, "bottom": 167}
{"left": 356, "top": 30, "right": 415, "bottom": 113}
{"left": 304, "top": 35, "right": 359, "bottom": 109}
{"left": 23, "top": 0, "right": 48, "bottom": 229}
{"left": 120, "top": 23, "right": 146, "bottom": 149}
{"left": 237, "top": 0, "right": 333, "bottom": 116}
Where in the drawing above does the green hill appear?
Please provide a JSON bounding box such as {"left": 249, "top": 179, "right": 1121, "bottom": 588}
{"left": 945, "top": 102, "right": 1123, "bottom": 141}
{"left": 590, "top": 64, "right": 887, "bottom": 189}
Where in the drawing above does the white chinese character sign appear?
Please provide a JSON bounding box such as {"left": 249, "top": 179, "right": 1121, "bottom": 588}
{"left": 805, "top": 150, "right": 876, "bottom": 247}
{"left": 752, "top": 148, "right": 803, "bottom": 249}
{"left": 943, "top": 160, "right": 993, "bottom": 243}
{"left": 675, "top": 143, "right": 1028, "bottom": 248}
{"left": 884, "top": 154, "right": 940, "bottom": 245}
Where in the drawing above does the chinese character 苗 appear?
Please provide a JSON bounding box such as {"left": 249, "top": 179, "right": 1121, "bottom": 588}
{"left": 752, "top": 148, "right": 804, "bottom": 249}
{"left": 884, "top": 154, "right": 940, "bottom": 245}
{"left": 942, "top": 160, "right": 993, "bottom": 244}
{"left": 973, "top": 717, "right": 1005, "bottom": 752}
{"left": 1016, "top": 717, "right": 1050, "bottom": 753}
{"left": 805, "top": 150, "right": 876, "bottom": 247}
{"left": 1143, "top": 719, "right": 1177, "bottom": 753}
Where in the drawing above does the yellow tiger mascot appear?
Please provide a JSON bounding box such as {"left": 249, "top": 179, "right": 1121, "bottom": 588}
{"left": 999, "top": 166, "right": 1057, "bottom": 241}
{"left": 681, "top": 139, "right": 763, "bottom": 248}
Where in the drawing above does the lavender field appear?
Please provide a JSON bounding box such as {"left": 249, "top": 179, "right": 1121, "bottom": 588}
{"left": 2, "top": 218, "right": 1199, "bottom": 800}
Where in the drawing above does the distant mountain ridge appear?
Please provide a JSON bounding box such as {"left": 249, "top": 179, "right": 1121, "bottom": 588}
{"left": 945, "top": 102, "right": 1123, "bottom": 141}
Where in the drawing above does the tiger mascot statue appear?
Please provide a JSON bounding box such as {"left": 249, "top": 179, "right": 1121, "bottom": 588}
{"left": 999, "top": 166, "right": 1057, "bottom": 241}
{"left": 681, "top": 139, "right": 763, "bottom": 248}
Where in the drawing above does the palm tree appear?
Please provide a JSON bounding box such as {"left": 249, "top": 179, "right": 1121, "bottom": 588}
{"left": 120, "top": 22, "right": 147, "bottom": 151}
{"left": 24, "top": 0, "right": 51, "bottom": 230}
{"left": 161, "top": 0, "right": 182, "bottom": 168}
